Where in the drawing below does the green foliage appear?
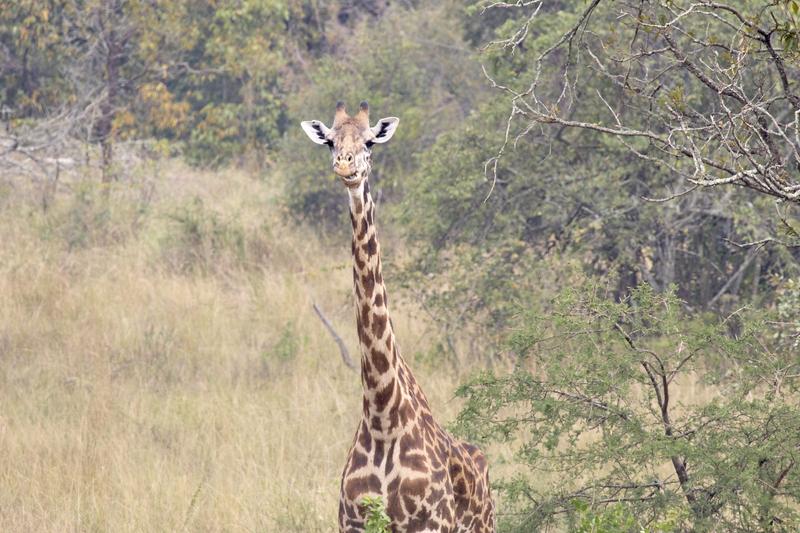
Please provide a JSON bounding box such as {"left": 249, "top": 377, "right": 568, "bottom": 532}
{"left": 1, "top": 0, "right": 324, "bottom": 166}
{"left": 399, "top": 0, "right": 800, "bottom": 356}
{"left": 361, "top": 496, "right": 391, "bottom": 533}
{"left": 455, "top": 278, "right": 800, "bottom": 532}
{"left": 280, "top": 2, "right": 484, "bottom": 227}
{"left": 779, "top": 0, "right": 800, "bottom": 52}
{"left": 273, "top": 321, "right": 302, "bottom": 361}
{"left": 177, "top": 0, "right": 302, "bottom": 166}
{"left": 0, "top": 0, "right": 71, "bottom": 113}
{"left": 572, "top": 501, "right": 641, "bottom": 533}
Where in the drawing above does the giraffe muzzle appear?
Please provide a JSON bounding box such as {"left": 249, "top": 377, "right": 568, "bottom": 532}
{"left": 334, "top": 164, "right": 356, "bottom": 177}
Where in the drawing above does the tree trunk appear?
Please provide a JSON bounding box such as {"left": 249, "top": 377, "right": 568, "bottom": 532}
{"left": 98, "top": 0, "right": 124, "bottom": 184}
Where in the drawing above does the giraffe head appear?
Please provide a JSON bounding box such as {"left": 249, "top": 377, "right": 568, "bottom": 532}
{"left": 301, "top": 101, "right": 399, "bottom": 187}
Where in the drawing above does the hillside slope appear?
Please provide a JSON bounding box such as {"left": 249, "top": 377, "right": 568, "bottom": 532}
{"left": 0, "top": 162, "right": 473, "bottom": 532}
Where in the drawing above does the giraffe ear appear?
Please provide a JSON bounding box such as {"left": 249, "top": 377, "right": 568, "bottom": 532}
{"left": 369, "top": 117, "right": 399, "bottom": 145}
{"left": 300, "top": 120, "right": 332, "bottom": 145}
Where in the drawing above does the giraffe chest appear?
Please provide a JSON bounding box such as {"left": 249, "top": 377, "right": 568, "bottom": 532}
{"left": 339, "top": 422, "right": 455, "bottom": 532}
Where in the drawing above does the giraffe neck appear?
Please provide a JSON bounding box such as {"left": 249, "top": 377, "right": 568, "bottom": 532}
{"left": 347, "top": 176, "right": 424, "bottom": 440}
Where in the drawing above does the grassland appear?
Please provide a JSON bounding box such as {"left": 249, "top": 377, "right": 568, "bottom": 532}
{"left": 0, "top": 161, "right": 482, "bottom": 532}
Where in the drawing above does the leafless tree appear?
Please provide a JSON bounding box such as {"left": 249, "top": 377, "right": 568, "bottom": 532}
{"left": 1, "top": 0, "right": 160, "bottom": 194}
{"left": 481, "top": 1, "right": 800, "bottom": 207}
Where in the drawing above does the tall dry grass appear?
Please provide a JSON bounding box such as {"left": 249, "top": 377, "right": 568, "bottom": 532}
{"left": 0, "top": 161, "right": 480, "bottom": 532}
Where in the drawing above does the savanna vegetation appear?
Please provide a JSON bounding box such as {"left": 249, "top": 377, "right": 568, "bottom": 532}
{"left": 2, "top": 1, "right": 800, "bottom": 532}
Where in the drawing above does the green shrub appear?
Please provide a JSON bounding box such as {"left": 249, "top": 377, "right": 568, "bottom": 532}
{"left": 456, "top": 279, "right": 800, "bottom": 532}
{"left": 361, "top": 496, "right": 391, "bottom": 533}
{"left": 272, "top": 321, "right": 301, "bottom": 362}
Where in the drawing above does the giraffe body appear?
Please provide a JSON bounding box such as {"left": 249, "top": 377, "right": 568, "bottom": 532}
{"left": 301, "top": 102, "right": 495, "bottom": 533}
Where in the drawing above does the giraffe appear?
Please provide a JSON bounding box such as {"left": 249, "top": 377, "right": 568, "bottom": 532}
{"left": 301, "top": 102, "right": 495, "bottom": 533}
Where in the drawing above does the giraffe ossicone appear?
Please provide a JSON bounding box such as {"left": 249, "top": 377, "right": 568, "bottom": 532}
{"left": 301, "top": 102, "right": 495, "bottom": 533}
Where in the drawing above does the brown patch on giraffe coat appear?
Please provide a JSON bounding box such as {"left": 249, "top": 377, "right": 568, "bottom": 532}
{"left": 401, "top": 425, "right": 424, "bottom": 450}
{"left": 362, "top": 365, "right": 378, "bottom": 389}
{"left": 363, "top": 235, "right": 377, "bottom": 256}
{"left": 361, "top": 270, "right": 375, "bottom": 299}
{"left": 353, "top": 199, "right": 363, "bottom": 215}
{"left": 360, "top": 328, "right": 372, "bottom": 348}
{"left": 374, "top": 292, "right": 383, "bottom": 307}
{"left": 385, "top": 439, "right": 396, "bottom": 476}
{"left": 356, "top": 316, "right": 367, "bottom": 346}
{"left": 351, "top": 450, "right": 368, "bottom": 470}
{"left": 407, "top": 515, "right": 435, "bottom": 532}
{"left": 426, "top": 487, "right": 444, "bottom": 505}
{"left": 357, "top": 423, "right": 372, "bottom": 453}
{"left": 370, "top": 348, "right": 390, "bottom": 374}
{"left": 455, "top": 493, "right": 469, "bottom": 516}
{"left": 388, "top": 390, "right": 402, "bottom": 428}
{"left": 402, "top": 476, "right": 428, "bottom": 496}
{"left": 437, "top": 499, "right": 453, "bottom": 525}
{"left": 362, "top": 397, "right": 370, "bottom": 417}
{"left": 399, "top": 400, "right": 415, "bottom": 427}
{"left": 373, "top": 439, "right": 385, "bottom": 467}
{"left": 404, "top": 455, "right": 429, "bottom": 473}
{"left": 371, "top": 312, "right": 387, "bottom": 339}
{"left": 374, "top": 380, "right": 395, "bottom": 412}
{"left": 360, "top": 302, "right": 370, "bottom": 330}
{"left": 402, "top": 495, "right": 417, "bottom": 515}
{"left": 344, "top": 473, "right": 381, "bottom": 502}
{"left": 449, "top": 462, "right": 461, "bottom": 479}
{"left": 386, "top": 477, "right": 402, "bottom": 518}
{"left": 353, "top": 268, "right": 362, "bottom": 299}
{"left": 338, "top": 498, "right": 346, "bottom": 526}
{"left": 428, "top": 446, "right": 441, "bottom": 468}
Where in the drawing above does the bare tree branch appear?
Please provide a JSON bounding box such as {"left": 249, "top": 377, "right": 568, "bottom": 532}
{"left": 482, "top": 0, "right": 800, "bottom": 205}
{"left": 312, "top": 302, "right": 357, "bottom": 371}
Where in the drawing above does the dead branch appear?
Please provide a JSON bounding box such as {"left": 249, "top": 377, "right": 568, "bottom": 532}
{"left": 481, "top": 0, "right": 800, "bottom": 205}
{"left": 312, "top": 302, "right": 357, "bottom": 371}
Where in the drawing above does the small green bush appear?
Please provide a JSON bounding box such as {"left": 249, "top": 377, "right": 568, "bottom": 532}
{"left": 361, "top": 496, "right": 391, "bottom": 533}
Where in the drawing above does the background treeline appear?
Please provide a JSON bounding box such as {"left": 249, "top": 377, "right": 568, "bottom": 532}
{"left": 2, "top": 1, "right": 800, "bottom": 531}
